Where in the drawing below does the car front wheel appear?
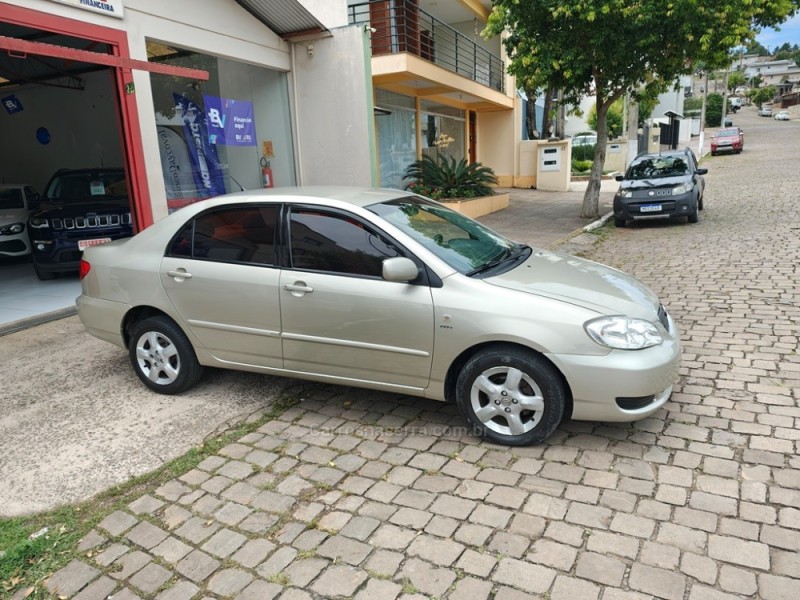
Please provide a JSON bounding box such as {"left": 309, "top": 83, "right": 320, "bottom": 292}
{"left": 455, "top": 345, "right": 566, "bottom": 446}
{"left": 128, "top": 316, "right": 203, "bottom": 394}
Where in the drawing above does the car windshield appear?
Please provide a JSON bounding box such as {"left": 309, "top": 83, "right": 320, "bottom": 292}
{"left": 45, "top": 171, "right": 127, "bottom": 202}
{"left": 717, "top": 129, "right": 739, "bottom": 137}
{"left": 0, "top": 188, "right": 24, "bottom": 210}
{"left": 626, "top": 156, "right": 689, "bottom": 180}
{"left": 368, "top": 195, "right": 521, "bottom": 275}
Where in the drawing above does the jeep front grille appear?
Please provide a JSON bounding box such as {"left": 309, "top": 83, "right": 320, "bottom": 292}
{"left": 51, "top": 213, "right": 131, "bottom": 230}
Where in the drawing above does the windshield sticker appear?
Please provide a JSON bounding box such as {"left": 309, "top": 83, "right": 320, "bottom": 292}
{"left": 90, "top": 181, "right": 105, "bottom": 196}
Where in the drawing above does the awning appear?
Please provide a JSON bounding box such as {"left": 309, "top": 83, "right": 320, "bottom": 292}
{"left": 235, "top": 0, "right": 329, "bottom": 40}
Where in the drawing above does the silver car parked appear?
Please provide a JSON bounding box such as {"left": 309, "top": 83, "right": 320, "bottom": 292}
{"left": 77, "top": 187, "right": 681, "bottom": 446}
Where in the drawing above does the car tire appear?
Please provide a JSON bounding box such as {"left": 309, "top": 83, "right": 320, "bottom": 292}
{"left": 33, "top": 262, "right": 57, "bottom": 280}
{"left": 128, "top": 316, "right": 204, "bottom": 395}
{"left": 455, "top": 345, "right": 566, "bottom": 446}
{"left": 688, "top": 211, "right": 699, "bottom": 224}
{"left": 711, "top": 151, "right": 716, "bottom": 156}
{"left": 698, "top": 196, "right": 704, "bottom": 211}
{"left": 614, "top": 218, "right": 626, "bottom": 227}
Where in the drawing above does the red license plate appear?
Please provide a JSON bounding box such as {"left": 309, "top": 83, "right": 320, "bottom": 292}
{"left": 78, "top": 238, "right": 112, "bottom": 251}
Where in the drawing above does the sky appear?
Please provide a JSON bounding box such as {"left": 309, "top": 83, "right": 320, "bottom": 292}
{"left": 755, "top": 13, "right": 800, "bottom": 51}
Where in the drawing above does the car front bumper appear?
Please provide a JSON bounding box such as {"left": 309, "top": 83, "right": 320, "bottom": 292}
{"left": 549, "top": 333, "right": 682, "bottom": 422}
{"left": 614, "top": 191, "right": 697, "bottom": 221}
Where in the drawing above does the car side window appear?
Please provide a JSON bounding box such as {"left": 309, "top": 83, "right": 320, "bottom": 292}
{"left": 168, "top": 205, "right": 279, "bottom": 266}
{"left": 289, "top": 208, "right": 401, "bottom": 277}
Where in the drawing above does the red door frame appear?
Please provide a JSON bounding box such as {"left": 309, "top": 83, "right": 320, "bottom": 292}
{"left": 0, "top": 3, "right": 203, "bottom": 230}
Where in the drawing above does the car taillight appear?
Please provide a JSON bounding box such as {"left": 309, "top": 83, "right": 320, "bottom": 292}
{"left": 79, "top": 259, "right": 91, "bottom": 280}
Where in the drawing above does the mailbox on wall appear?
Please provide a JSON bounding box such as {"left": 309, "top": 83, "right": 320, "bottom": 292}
{"left": 540, "top": 146, "right": 561, "bottom": 172}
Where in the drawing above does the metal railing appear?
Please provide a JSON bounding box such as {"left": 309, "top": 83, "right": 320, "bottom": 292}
{"left": 348, "top": 0, "right": 505, "bottom": 93}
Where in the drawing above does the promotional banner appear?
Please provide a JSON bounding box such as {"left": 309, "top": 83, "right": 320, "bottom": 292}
{"left": 203, "top": 94, "right": 257, "bottom": 146}
{"left": 173, "top": 93, "right": 226, "bottom": 199}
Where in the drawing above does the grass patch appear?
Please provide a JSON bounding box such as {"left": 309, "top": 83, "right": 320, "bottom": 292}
{"left": 0, "top": 388, "right": 307, "bottom": 598}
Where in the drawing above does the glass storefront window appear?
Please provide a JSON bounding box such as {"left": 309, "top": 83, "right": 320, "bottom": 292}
{"left": 374, "top": 89, "right": 417, "bottom": 190}
{"left": 421, "top": 100, "right": 465, "bottom": 163}
{"left": 147, "top": 42, "right": 296, "bottom": 211}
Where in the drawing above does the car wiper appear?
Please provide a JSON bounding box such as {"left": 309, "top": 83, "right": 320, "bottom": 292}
{"left": 467, "top": 244, "right": 530, "bottom": 277}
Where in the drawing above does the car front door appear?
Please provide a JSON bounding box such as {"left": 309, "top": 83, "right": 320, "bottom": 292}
{"left": 160, "top": 204, "right": 283, "bottom": 369}
{"left": 280, "top": 206, "right": 434, "bottom": 390}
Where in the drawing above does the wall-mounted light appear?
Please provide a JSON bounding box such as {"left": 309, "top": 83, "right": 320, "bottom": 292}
{"left": 307, "top": 44, "right": 314, "bottom": 58}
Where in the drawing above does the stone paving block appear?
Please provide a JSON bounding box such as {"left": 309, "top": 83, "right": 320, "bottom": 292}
{"left": 364, "top": 549, "right": 404, "bottom": 577}
{"left": 575, "top": 551, "right": 626, "bottom": 587}
{"left": 291, "top": 528, "right": 328, "bottom": 551}
{"left": 551, "top": 575, "right": 600, "bottom": 600}
{"left": 207, "top": 568, "right": 254, "bottom": 596}
{"left": 72, "top": 576, "right": 117, "bottom": 600}
{"left": 455, "top": 548, "right": 497, "bottom": 578}
{"left": 454, "top": 522, "right": 493, "bottom": 546}
{"left": 565, "top": 502, "right": 613, "bottom": 529}
{"left": 238, "top": 511, "right": 279, "bottom": 533}
{"left": 255, "top": 546, "right": 297, "bottom": 578}
{"left": 400, "top": 557, "right": 457, "bottom": 597}
{"left": 129, "top": 562, "right": 172, "bottom": 594}
{"left": 127, "top": 520, "right": 170, "bottom": 550}
{"left": 231, "top": 538, "right": 276, "bottom": 569}
{"left": 708, "top": 535, "right": 770, "bottom": 570}
{"left": 488, "top": 531, "right": 530, "bottom": 558}
{"left": 526, "top": 539, "right": 578, "bottom": 570}
{"left": 718, "top": 565, "right": 757, "bottom": 596}
{"left": 310, "top": 564, "right": 368, "bottom": 597}
{"left": 679, "top": 552, "right": 717, "bottom": 585}
{"left": 585, "top": 531, "right": 640, "bottom": 559}
{"left": 407, "top": 534, "right": 465, "bottom": 566}
{"left": 174, "top": 517, "right": 221, "bottom": 545}
{"left": 448, "top": 576, "right": 493, "bottom": 600}
{"left": 317, "top": 534, "right": 372, "bottom": 565}
{"left": 492, "top": 557, "right": 556, "bottom": 594}
{"left": 469, "top": 503, "right": 512, "bottom": 528}
{"left": 424, "top": 514, "right": 459, "bottom": 537}
{"left": 628, "top": 563, "right": 686, "bottom": 600}
{"left": 686, "top": 586, "right": 742, "bottom": 600}
{"left": 155, "top": 580, "right": 200, "bottom": 600}
{"left": 129, "top": 494, "right": 166, "bottom": 515}
{"left": 340, "top": 515, "right": 381, "bottom": 540}
{"left": 151, "top": 536, "right": 193, "bottom": 565}
{"left": 609, "top": 513, "right": 656, "bottom": 538}
{"left": 454, "top": 479, "right": 493, "bottom": 500}
{"left": 46, "top": 560, "right": 101, "bottom": 598}
{"left": 110, "top": 550, "right": 152, "bottom": 581}
{"left": 284, "top": 557, "right": 328, "bottom": 587}
{"left": 175, "top": 549, "right": 221, "bottom": 583}
{"left": 639, "top": 541, "right": 680, "bottom": 570}
{"left": 428, "top": 494, "right": 476, "bottom": 518}
{"left": 94, "top": 543, "right": 130, "bottom": 566}
{"left": 98, "top": 510, "right": 139, "bottom": 536}
{"left": 77, "top": 529, "right": 107, "bottom": 553}
{"left": 353, "top": 578, "right": 403, "bottom": 600}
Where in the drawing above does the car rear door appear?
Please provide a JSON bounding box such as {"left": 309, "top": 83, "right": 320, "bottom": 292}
{"left": 279, "top": 205, "right": 434, "bottom": 390}
{"left": 160, "top": 204, "right": 283, "bottom": 368}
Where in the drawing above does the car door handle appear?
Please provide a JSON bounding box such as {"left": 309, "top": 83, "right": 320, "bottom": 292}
{"left": 283, "top": 283, "right": 314, "bottom": 294}
{"left": 167, "top": 270, "right": 192, "bottom": 280}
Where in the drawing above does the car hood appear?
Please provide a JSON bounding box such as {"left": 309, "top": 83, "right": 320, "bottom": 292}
{"left": 0, "top": 208, "right": 29, "bottom": 224}
{"left": 485, "top": 249, "right": 661, "bottom": 319}
{"left": 713, "top": 134, "right": 739, "bottom": 141}
{"left": 33, "top": 198, "right": 129, "bottom": 217}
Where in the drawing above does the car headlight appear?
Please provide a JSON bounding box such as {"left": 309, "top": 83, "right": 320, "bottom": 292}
{"left": 672, "top": 182, "right": 692, "bottom": 195}
{"left": 618, "top": 190, "right": 632, "bottom": 198}
{"left": 29, "top": 216, "right": 50, "bottom": 229}
{"left": 585, "top": 316, "right": 662, "bottom": 350}
{"left": 0, "top": 222, "right": 25, "bottom": 235}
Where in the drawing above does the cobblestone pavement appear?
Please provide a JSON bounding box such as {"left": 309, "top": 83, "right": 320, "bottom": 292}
{"left": 38, "top": 107, "right": 800, "bottom": 600}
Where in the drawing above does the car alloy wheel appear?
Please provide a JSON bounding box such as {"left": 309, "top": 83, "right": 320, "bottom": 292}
{"left": 129, "top": 316, "right": 203, "bottom": 394}
{"left": 455, "top": 345, "right": 565, "bottom": 445}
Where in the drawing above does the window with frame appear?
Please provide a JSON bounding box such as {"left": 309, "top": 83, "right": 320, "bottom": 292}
{"left": 168, "top": 205, "right": 278, "bottom": 265}
{"left": 289, "top": 209, "right": 402, "bottom": 277}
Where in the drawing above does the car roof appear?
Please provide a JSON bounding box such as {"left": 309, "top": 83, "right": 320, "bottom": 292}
{"left": 213, "top": 186, "right": 415, "bottom": 209}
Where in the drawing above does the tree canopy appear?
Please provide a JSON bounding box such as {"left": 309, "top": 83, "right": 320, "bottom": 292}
{"left": 485, "top": 0, "right": 800, "bottom": 218}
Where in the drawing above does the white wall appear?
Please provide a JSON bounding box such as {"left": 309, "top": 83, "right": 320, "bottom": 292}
{"left": 0, "top": 70, "right": 123, "bottom": 192}
{"left": 291, "top": 25, "right": 373, "bottom": 186}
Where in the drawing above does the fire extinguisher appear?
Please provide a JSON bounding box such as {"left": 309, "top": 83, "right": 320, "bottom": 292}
{"left": 260, "top": 157, "right": 274, "bottom": 188}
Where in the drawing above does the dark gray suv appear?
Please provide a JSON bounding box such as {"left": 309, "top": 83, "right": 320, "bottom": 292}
{"left": 613, "top": 148, "right": 707, "bottom": 227}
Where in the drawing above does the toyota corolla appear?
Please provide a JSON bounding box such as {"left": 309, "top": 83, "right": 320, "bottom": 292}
{"left": 77, "top": 187, "right": 681, "bottom": 446}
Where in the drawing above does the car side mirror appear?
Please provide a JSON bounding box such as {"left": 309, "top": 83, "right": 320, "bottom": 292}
{"left": 615, "top": 174, "right": 624, "bottom": 181}
{"left": 382, "top": 256, "right": 419, "bottom": 282}
{"left": 697, "top": 168, "right": 708, "bottom": 175}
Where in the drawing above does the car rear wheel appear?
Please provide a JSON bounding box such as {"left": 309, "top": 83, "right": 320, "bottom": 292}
{"left": 129, "top": 316, "right": 203, "bottom": 394}
{"left": 455, "top": 345, "right": 566, "bottom": 446}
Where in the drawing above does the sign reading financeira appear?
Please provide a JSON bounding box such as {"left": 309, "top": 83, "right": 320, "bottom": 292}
{"left": 47, "top": 0, "right": 124, "bottom": 19}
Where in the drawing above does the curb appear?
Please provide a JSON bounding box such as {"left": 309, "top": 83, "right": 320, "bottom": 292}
{"left": 0, "top": 305, "right": 77, "bottom": 337}
{"left": 547, "top": 211, "right": 613, "bottom": 250}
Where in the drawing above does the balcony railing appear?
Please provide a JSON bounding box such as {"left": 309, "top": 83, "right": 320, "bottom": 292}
{"left": 348, "top": 0, "right": 505, "bottom": 93}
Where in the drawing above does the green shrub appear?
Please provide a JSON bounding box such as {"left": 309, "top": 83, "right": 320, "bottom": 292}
{"left": 572, "top": 143, "right": 596, "bottom": 161}
{"left": 571, "top": 159, "right": 593, "bottom": 173}
{"left": 403, "top": 154, "right": 498, "bottom": 200}
{"left": 705, "top": 93, "right": 723, "bottom": 127}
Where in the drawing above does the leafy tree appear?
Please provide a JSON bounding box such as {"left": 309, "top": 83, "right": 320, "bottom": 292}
{"left": 728, "top": 71, "right": 747, "bottom": 92}
{"left": 705, "top": 93, "right": 724, "bottom": 126}
{"left": 748, "top": 85, "right": 777, "bottom": 106}
{"left": 745, "top": 40, "right": 771, "bottom": 55}
{"left": 587, "top": 99, "right": 623, "bottom": 139}
{"left": 485, "top": 0, "right": 800, "bottom": 219}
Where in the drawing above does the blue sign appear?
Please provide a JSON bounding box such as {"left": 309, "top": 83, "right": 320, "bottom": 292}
{"left": 203, "top": 94, "right": 257, "bottom": 147}
{"left": 173, "top": 93, "right": 226, "bottom": 198}
{"left": 2, "top": 95, "right": 24, "bottom": 114}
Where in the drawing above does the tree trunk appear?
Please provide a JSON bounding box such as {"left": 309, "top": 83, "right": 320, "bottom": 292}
{"left": 580, "top": 99, "right": 610, "bottom": 219}
{"left": 524, "top": 85, "right": 539, "bottom": 139}
{"left": 541, "top": 87, "right": 555, "bottom": 138}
